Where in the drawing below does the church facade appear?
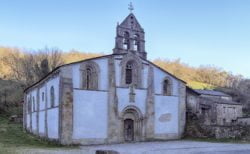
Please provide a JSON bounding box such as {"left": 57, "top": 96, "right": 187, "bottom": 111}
{"left": 23, "top": 13, "right": 187, "bottom": 145}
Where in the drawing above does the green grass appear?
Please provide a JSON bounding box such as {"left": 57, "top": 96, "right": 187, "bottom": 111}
{"left": 187, "top": 81, "right": 215, "bottom": 90}
{"left": 0, "top": 115, "right": 76, "bottom": 151}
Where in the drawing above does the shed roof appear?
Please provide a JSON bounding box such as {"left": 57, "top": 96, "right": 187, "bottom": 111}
{"left": 186, "top": 87, "right": 200, "bottom": 95}
{"left": 202, "top": 97, "right": 242, "bottom": 105}
{"left": 195, "top": 90, "right": 231, "bottom": 97}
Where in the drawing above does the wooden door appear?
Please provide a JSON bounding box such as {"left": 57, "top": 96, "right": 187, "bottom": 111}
{"left": 124, "top": 119, "right": 134, "bottom": 142}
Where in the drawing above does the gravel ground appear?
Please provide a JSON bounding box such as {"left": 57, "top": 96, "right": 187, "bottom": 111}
{"left": 80, "top": 140, "right": 250, "bottom": 154}
{"left": 12, "top": 140, "right": 250, "bottom": 154}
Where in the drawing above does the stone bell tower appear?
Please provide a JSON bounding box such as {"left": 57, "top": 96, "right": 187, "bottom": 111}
{"left": 113, "top": 4, "right": 147, "bottom": 59}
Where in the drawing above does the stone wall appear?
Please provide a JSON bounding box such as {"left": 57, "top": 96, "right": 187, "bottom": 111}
{"left": 216, "top": 103, "right": 243, "bottom": 125}
{"left": 237, "top": 117, "right": 250, "bottom": 125}
{"left": 186, "top": 91, "right": 243, "bottom": 126}
{"left": 185, "top": 112, "right": 250, "bottom": 140}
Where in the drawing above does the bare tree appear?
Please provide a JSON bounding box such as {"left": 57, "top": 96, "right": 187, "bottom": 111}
{"left": 0, "top": 47, "right": 64, "bottom": 87}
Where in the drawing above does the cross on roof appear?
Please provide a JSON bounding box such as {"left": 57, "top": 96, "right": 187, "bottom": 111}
{"left": 128, "top": 2, "right": 134, "bottom": 13}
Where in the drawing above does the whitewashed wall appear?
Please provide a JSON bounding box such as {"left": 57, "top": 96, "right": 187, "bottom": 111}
{"left": 154, "top": 96, "right": 179, "bottom": 134}
{"left": 117, "top": 88, "right": 147, "bottom": 114}
{"left": 72, "top": 58, "right": 108, "bottom": 90}
{"left": 39, "top": 86, "right": 46, "bottom": 111}
{"left": 154, "top": 67, "right": 179, "bottom": 96}
{"left": 47, "top": 108, "right": 59, "bottom": 139}
{"left": 152, "top": 65, "right": 180, "bottom": 135}
{"left": 26, "top": 115, "right": 30, "bottom": 128}
{"left": 72, "top": 90, "right": 108, "bottom": 139}
{"left": 45, "top": 76, "right": 60, "bottom": 139}
{"left": 39, "top": 111, "right": 45, "bottom": 135}
{"left": 30, "top": 90, "right": 37, "bottom": 132}
{"left": 31, "top": 113, "right": 36, "bottom": 131}
{"left": 25, "top": 75, "right": 60, "bottom": 139}
{"left": 46, "top": 76, "right": 60, "bottom": 108}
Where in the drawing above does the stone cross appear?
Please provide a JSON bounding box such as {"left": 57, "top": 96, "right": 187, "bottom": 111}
{"left": 128, "top": 2, "right": 134, "bottom": 13}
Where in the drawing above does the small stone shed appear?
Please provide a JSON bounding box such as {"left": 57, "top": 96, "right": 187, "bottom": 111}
{"left": 186, "top": 88, "right": 243, "bottom": 126}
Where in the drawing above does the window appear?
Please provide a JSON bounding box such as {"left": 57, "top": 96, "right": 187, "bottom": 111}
{"left": 83, "top": 66, "right": 96, "bottom": 90}
{"left": 133, "top": 34, "right": 140, "bottom": 51}
{"left": 120, "top": 55, "right": 142, "bottom": 88}
{"left": 163, "top": 80, "right": 169, "bottom": 95}
{"left": 163, "top": 77, "right": 172, "bottom": 96}
{"left": 80, "top": 62, "right": 99, "bottom": 90}
{"left": 126, "top": 61, "right": 133, "bottom": 84}
{"left": 42, "top": 92, "right": 45, "bottom": 101}
{"left": 86, "top": 68, "right": 92, "bottom": 89}
{"left": 32, "top": 96, "right": 35, "bottom": 112}
{"left": 50, "top": 86, "right": 55, "bottom": 107}
{"left": 123, "top": 32, "right": 130, "bottom": 50}
{"left": 28, "top": 97, "right": 32, "bottom": 113}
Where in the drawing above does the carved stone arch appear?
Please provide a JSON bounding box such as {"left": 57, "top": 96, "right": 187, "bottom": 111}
{"left": 79, "top": 61, "right": 100, "bottom": 90}
{"left": 120, "top": 53, "right": 143, "bottom": 88}
{"left": 162, "top": 76, "right": 173, "bottom": 96}
{"left": 121, "top": 105, "right": 143, "bottom": 142}
{"left": 121, "top": 105, "right": 143, "bottom": 119}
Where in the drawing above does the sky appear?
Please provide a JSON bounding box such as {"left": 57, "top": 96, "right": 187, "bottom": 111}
{"left": 0, "top": 0, "right": 249, "bottom": 78}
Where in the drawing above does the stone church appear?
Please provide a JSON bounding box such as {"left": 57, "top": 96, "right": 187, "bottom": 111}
{"left": 23, "top": 12, "right": 187, "bottom": 145}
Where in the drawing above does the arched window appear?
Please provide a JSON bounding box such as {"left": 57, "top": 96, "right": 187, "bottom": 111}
{"left": 32, "top": 96, "right": 35, "bottom": 112}
{"left": 120, "top": 55, "right": 143, "bottom": 88}
{"left": 163, "top": 77, "right": 172, "bottom": 96}
{"left": 133, "top": 34, "right": 140, "bottom": 51}
{"left": 86, "top": 68, "right": 92, "bottom": 89}
{"left": 50, "top": 86, "right": 55, "bottom": 107}
{"left": 83, "top": 66, "right": 98, "bottom": 90}
{"left": 126, "top": 61, "right": 134, "bottom": 84}
{"left": 123, "top": 32, "right": 130, "bottom": 50}
{"left": 80, "top": 62, "right": 99, "bottom": 90}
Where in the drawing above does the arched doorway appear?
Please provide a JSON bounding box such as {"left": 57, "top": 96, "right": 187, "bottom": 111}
{"left": 124, "top": 119, "right": 134, "bottom": 141}
{"left": 122, "top": 106, "right": 143, "bottom": 142}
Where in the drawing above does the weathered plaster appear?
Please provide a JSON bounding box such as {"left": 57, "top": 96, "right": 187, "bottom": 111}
{"left": 145, "top": 65, "right": 155, "bottom": 140}
{"left": 107, "top": 56, "right": 120, "bottom": 143}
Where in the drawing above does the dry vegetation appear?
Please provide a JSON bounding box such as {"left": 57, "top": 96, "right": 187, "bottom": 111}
{"left": 0, "top": 46, "right": 249, "bottom": 115}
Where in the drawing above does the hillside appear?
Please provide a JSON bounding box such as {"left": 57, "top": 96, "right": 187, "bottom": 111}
{"left": 0, "top": 46, "right": 249, "bottom": 115}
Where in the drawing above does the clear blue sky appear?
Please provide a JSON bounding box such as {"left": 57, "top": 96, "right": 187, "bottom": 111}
{"left": 0, "top": 0, "right": 249, "bottom": 78}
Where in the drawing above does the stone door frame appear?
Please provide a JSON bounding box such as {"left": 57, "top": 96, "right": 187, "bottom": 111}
{"left": 121, "top": 105, "right": 143, "bottom": 142}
